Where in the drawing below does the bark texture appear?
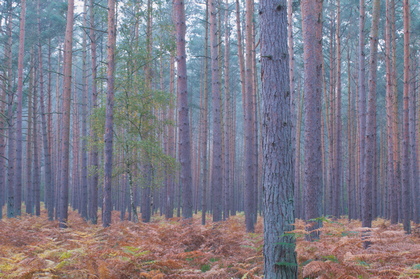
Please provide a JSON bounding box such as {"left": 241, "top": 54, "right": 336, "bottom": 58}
{"left": 301, "top": 0, "right": 323, "bottom": 240}
{"left": 260, "top": 0, "right": 297, "bottom": 276}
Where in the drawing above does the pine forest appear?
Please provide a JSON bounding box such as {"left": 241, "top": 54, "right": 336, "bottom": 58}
{"left": 0, "top": 0, "right": 419, "bottom": 278}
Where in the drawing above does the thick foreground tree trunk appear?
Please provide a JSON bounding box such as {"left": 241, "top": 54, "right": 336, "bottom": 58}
{"left": 260, "top": 0, "right": 297, "bottom": 277}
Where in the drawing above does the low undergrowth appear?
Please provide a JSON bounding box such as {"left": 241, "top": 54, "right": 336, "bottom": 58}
{"left": 0, "top": 210, "right": 419, "bottom": 278}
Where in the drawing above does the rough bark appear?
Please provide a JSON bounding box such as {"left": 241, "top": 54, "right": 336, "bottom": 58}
{"left": 301, "top": 0, "right": 324, "bottom": 241}
{"left": 260, "top": 0, "right": 297, "bottom": 276}
{"left": 362, "top": 0, "right": 380, "bottom": 246}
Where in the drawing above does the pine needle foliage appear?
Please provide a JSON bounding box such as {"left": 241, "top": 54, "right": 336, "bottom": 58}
{"left": 0, "top": 211, "right": 419, "bottom": 278}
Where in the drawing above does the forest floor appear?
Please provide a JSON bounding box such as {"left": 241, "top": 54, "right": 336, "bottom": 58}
{"left": 0, "top": 210, "right": 419, "bottom": 278}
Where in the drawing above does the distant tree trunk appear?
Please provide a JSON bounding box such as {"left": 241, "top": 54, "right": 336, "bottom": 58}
{"left": 165, "top": 56, "right": 176, "bottom": 219}
{"left": 223, "top": 0, "right": 231, "bottom": 220}
{"left": 80, "top": 0, "right": 89, "bottom": 220}
{"left": 126, "top": 162, "right": 138, "bottom": 223}
{"left": 14, "top": 0, "right": 27, "bottom": 217}
{"left": 260, "top": 0, "right": 298, "bottom": 276}
{"left": 0, "top": 41, "right": 6, "bottom": 219}
{"left": 47, "top": 39, "right": 54, "bottom": 216}
{"left": 59, "top": 0, "right": 75, "bottom": 228}
{"left": 401, "top": 0, "right": 411, "bottom": 234}
{"left": 71, "top": 101, "right": 80, "bottom": 210}
{"left": 295, "top": 86, "right": 304, "bottom": 220}
{"left": 385, "top": 0, "right": 397, "bottom": 225}
{"left": 25, "top": 52, "right": 34, "bottom": 215}
{"left": 89, "top": 0, "right": 99, "bottom": 224}
{"left": 174, "top": 0, "right": 193, "bottom": 219}
{"left": 209, "top": 0, "right": 223, "bottom": 222}
{"left": 362, "top": 0, "right": 380, "bottom": 245}
{"left": 235, "top": 0, "right": 245, "bottom": 218}
{"left": 6, "top": 2, "right": 15, "bottom": 218}
{"left": 289, "top": 0, "right": 301, "bottom": 220}
{"left": 38, "top": 0, "right": 54, "bottom": 221}
{"left": 102, "top": 0, "right": 117, "bottom": 228}
{"left": 302, "top": 0, "right": 323, "bottom": 240}
{"left": 358, "top": 0, "right": 367, "bottom": 225}
{"left": 33, "top": 87, "right": 41, "bottom": 216}
{"left": 409, "top": 54, "right": 419, "bottom": 224}
{"left": 333, "top": 0, "right": 342, "bottom": 218}
{"left": 244, "top": 0, "right": 256, "bottom": 232}
{"left": 141, "top": 160, "right": 152, "bottom": 223}
{"left": 200, "top": 3, "right": 209, "bottom": 225}
{"left": 54, "top": 43, "right": 63, "bottom": 221}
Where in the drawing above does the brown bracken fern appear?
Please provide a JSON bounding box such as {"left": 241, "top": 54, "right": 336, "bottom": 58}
{"left": 0, "top": 210, "right": 419, "bottom": 278}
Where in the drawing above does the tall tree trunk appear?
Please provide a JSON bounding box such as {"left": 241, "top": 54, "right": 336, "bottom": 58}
{"left": 25, "top": 51, "right": 34, "bottom": 215}
{"left": 14, "top": 0, "right": 27, "bottom": 217}
{"left": 301, "top": 0, "right": 323, "bottom": 241}
{"left": 89, "top": 0, "right": 99, "bottom": 224}
{"left": 33, "top": 80, "right": 41, "bottom": 216}
{"left": 358, "top": 0, "right": 367, "bottom": 224}
{"left": 385, "top": 0, "right": 397, "bottom": 225}
{"left": 102, "top": 0, "right": 117, "bottom": 228}
{"left": 223, "top": 0, "right": 231, "bottom": 220}
{"left": 165, "top": 56, "right": 176, "bottom": 219}
{"left": 409, "top": 53, "right": 419, "bottom": 224}
{"left": 80, "top": 0, "right": 89, "bottom": 220}
{"left": 38, "top": 0, "right": 54, "bottom": 221}
{"left": 401, "top": 0, "right": 411, "bottom": 234}
{"left": 347, "top": 47, "right": 356, "bottom": 220}
{"left": 59, "top": 0, "right": 75, "bottom": 228}
{"left": 174, "top": 0, "right": 193, "bottom": 219}
{"left": 200, "top": 3, "right": 209, "bottom": 224}
{"left": 333, "top": 0, "right": 342, "bottom": 218}
{"left": 244, "top": 0, "right": 256, "bottom": 232}
{"left": 362, "top": 0, "right": 380, "bottom": 246}
{"left": 209, "top": 0, "right": 223, "bottom": 222}
{"left": 260, "top": 0, "right": 297, "bottom": 276}
{"left": 6, "top": 1, "right": 15, "bottom": 218}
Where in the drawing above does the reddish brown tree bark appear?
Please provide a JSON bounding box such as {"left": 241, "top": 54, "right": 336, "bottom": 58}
{"left": 302, "top": 0, "right": 323, "bottom": 240}
{"left": 102, "top": 0, "right": 117, "bottom": 228}
{"left": 401, "top": 0, "right": 411, "bottom": 234}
